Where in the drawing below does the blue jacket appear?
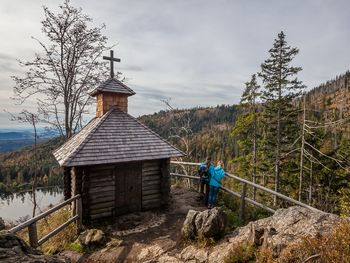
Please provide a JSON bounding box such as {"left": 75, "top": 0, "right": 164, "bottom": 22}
{"left": 209, "top": 165, "right": 225, "bottom": 187}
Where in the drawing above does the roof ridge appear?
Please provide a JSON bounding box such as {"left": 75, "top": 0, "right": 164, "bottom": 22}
{"left": 114, "top": 108, "right": 185, "bottom": 156}
{"left": 111, "top": 78, "right": 136, "bottom": 94}
{"left": 63, "top": 109, "right": 114, "bottom": 166}
{"left": 90, "top": 78, "right": 136, "bottom": 96}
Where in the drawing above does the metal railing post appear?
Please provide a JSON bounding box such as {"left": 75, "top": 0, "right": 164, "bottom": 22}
{"left": 76, "top": 196, "right": 83, "bottom": 233}
{"left": 239, "top": 183, "right": 247, "bottom": 223}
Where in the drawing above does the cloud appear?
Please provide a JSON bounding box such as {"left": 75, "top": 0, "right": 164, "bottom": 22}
{"left": 0, "top": 0, "right": 350, "bottom": 128}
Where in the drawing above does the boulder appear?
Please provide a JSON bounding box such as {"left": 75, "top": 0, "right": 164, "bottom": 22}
{"left": 0, "top": 217, "right": 5, "bottom": 230}
{"left": 0, "top": 232, "right": 68, "bottom": 262}
{"left": 181, "top": 208, "right": 227, "bottom": 240}
{"left": 181, "top": 210, "right": 199, "bottom": 240}
{"left": 195, "top": 208, "right": 227, "bottom": 238}
{"left": 78, "top": 229, "right": 105, "bottom": 248}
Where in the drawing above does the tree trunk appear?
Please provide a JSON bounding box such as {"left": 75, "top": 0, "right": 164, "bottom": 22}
{"left": 32, "top": 115, "right": 38, "bottom": 218}
{"left": 299, "top": 95, "right": 306, "bottom": 201}
{"left": 252, "top": 107, "right": 257, "bottom": 201}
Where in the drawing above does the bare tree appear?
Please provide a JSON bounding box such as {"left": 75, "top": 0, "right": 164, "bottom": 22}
{"left": 12, "top": 0, "right": 111, "bottom": 139}
{"left": 161, "top": 98, "right": 194, "bottom": 159}
{"left": 161, "top": 98, "right": 195, "bottom": 188}
{"left": 297, "top": 95, "right": 349, "bottom": 202}
{"left": 9, "top": 110, "right": 39, "bottom": 217}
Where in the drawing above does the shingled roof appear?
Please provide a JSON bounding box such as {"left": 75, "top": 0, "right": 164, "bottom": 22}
{"left": 90, "top": 78, "right": 136, "bottom": 97}
{"left": 53, "top": 107, "right": 184, "bottom": 167}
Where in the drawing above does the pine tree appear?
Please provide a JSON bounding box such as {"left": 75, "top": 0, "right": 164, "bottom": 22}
{"left": 234, "top": 74, "right": 261, "bottom": 199}
{"left": 259, "top": 31, "right": 305, "bottom": 205}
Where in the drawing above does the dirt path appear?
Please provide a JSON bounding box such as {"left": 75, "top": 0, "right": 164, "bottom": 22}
{"left": 62, "top": 187, "right": 207, "bottom": 263}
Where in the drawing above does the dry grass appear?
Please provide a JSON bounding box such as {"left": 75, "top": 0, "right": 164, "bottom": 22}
{"left": 17, "top": 207, "right": 78, "bottom": 254}
{"left": 224, "top": 243, "right": 256, "bottom": 263}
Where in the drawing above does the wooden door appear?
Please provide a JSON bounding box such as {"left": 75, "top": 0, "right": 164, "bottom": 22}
{"left": 115, "top": 162, "right": 142, "bottom": 215}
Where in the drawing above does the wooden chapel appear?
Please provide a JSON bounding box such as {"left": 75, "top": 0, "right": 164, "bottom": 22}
{"left": 53, "top": 51, "right": 183, "bottom": 224}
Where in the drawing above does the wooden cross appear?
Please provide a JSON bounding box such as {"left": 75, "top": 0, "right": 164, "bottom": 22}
{"left": 103, "top": 50, "right": 120, "bottom": 79}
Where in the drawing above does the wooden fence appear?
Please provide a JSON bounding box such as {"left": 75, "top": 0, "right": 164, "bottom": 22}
{"left": 9, "top": 194, "right": 82, "bottom": 248}
{"left": 170, "top": 161, "right": 323, "bottom": 222}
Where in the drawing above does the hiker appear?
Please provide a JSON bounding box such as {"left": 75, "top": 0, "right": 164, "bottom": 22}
{"left": 208, "top": 161, "right": 225, "bottom": 209}
{"left": 198, "top": 157, "right": 212, "bottom": 205}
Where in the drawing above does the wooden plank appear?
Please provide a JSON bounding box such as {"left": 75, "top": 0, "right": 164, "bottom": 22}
{"left": 143, "top": 171, "right": 161, "bottom": 177}
{"left": 89, "top": 181, "right": 115, "bottom": 189}
{"left": 171, "top": 161, "right": 323, "bottom": 213}
{"left": 28, "top": 223, "right": 38, "bottom": 248}
{"left": 142, "top": 184, "right": 160, "bottom": 191}
{"left": 143, "top": 161, "right": 160, "bottom": 167}
{"left": 90, "top": 201, "right": 115, "bottom": 210}
{"left": 89, "top": 175, "right": 114, "bottom": 181}
{"left": 142, "top": 189, "right": 160, "bottom": 196}
{"left": 142, "top": 180, "right": 160, "bottom": 186}
{"left": 90, "top": 195, "right": 115, "bottom": 205}
{"left": 38, "top": 215, "right": 78, "bottom": 246}
{"left": 142, "top": 175, "right": 160, "bottom": 181}
{"left": 89, "top": 190, "right": 115, "bottom": 199}
{"left": 90, "top": 195, "right": 115, "bottom": 204}
{"left": 239, "top": 183, "right": 247, "bottom": 223}
{"left": 142, "top": 193, "right": 161, "bottom": 201}
{"left": 89, "top": 185, "right": 115, "bottom": 194}
{"left": 89, "top": 180, "right": 115, "bottom": 188}
{"left": 9, "top": 195, "right": 81, "bottom": 234}
{"left": 143, "top": 168, "right": 159, "bottom": 173}
{"left": 89, "top": 171, "right": 114, "bottom": 177}
{"left": 76, "top": 198, "right": 83, "bottom": 233}
{"left": 90, "top": 206, "right": 114, "bottom": 216}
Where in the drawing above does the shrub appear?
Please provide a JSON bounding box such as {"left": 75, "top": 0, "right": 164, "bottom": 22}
{"left": 225, "top": 243, "right": 256, "bottom": 263}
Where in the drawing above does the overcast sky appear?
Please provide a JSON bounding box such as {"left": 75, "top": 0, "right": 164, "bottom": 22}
{"left": 0, "top": 0, "right": 349, "bottom": 128}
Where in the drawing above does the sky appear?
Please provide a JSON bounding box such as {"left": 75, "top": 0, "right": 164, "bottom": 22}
{"left": 0, "top": 0, "right": 349, "bottom": 129}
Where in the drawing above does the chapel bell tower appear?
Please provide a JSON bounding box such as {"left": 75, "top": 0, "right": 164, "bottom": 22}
{"left": 90, "top": 50, "right": 135, "bottom": 117}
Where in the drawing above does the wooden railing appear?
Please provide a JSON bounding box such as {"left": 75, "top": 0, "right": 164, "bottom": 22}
{"left": 171, "top": 161, "right": 323, "bottom": 221}
{"left": 9, "top": 194, "right": 82, "bottom": 248}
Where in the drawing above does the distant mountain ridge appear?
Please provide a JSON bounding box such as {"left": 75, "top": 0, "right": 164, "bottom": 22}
{"left": 0, "top": 129, "right": 59, "bottom": 153}
{"left": 0, "top": 131, "right": 33, "bottom": 140}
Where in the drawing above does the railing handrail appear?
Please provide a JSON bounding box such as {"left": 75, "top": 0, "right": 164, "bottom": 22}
{"left": 9, "top": 194, "right": 81, "bottom": 234}
{"left": 170, "top": 161, "right": 323, "bottom": 213}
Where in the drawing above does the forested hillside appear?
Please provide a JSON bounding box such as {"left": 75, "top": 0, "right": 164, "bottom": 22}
{"left": 0, "top": 137, "right": 64, "bottom": 195}
{"left": 139, "top": 105, "right": 239, "bottom": 165}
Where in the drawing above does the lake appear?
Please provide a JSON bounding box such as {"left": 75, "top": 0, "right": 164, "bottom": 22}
{"left": 0, "top": 187, "right": 64, "bottom": 224}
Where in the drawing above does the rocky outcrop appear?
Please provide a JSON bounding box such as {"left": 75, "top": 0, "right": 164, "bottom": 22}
{"left": 78, "top": 229, "right": 106, "bottom": 248}
{"left": 0, "top": 231, "right": 68, "bottom": 262}
{"left": 165, "top": 206, "right": 341, "bottom": 262}
{"left": 182, "top": 208, "right": 227, "bottom": 240}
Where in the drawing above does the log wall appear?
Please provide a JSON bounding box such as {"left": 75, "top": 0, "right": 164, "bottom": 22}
{"left": 72, "top": 158, "right": 171, "bottom": 224}
{"left": 87, "top": 165, "right": 116, "bottom": 220}
{"left": 160, "top": 159, "right": 170, "bottom": 206}
{"left": 142, "top": 160, "right": 163, "bottom": 209}
{"left": 63, "top": 167, "right": 71, "bottom": 200}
